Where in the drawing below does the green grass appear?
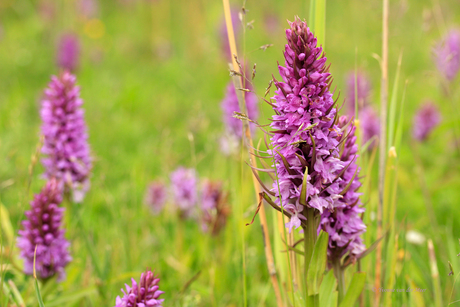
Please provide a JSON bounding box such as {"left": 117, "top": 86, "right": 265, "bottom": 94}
{"left": 1, "top": 0, "right": 460, "bottom": 305}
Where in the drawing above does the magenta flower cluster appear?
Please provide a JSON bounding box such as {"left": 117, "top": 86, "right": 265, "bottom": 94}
{"left": 221, "top": 82, "right": 259, "bottom": 139}
{"left": 115, "top": 269, "right": 164, "bottom": 307}
{"left": 320, "top": 117, "right": 366, "bottom": 262}
{"left": 200, "top": 180, "right": 230, "bottom": 235}
{"left": 57, "top": 33, "right": 80, "bottom": 72}
{"left": 144, "top": 181, "right": 168, "bottom": 214}
{"left": 268, "top": 19, "right": 345, "bottom": 231}
{"left": 346, "top": 72, "right": 370, "bottom": 111}
{"left": 412, "top": 102, "right": 441, "bottom": 141}
{"left": 41, "top": 72, "right": 92, "bottom": 202}
{"left": 346, "top": 72, "right": 380, "bottom": 148}
{"left": 170, "top": 167, "right": 198, "bottom": 216}
{"left": 17, "top": 179, "right": 72, "bottom": 281}
{"left": 434, "top": 29, "right": 460, "bottom": 81}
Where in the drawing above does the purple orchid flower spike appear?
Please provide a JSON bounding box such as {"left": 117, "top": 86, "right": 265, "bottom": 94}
{"left": 17, "top": 179, "right": 72, "bottom": 281}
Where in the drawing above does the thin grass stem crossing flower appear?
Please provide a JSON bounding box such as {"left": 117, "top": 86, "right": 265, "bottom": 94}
{"left": 221, "top": 81, "right": 258, "bottom": 139}
{"left": 17, "top": 179, "right": 71, "bottom": 281}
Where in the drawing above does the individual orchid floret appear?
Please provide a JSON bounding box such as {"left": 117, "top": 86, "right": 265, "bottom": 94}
{"left": 200, "top": 179, "right": 230, "bottom": 235}
{"left": 221, "top": 81, "right": 259, "bottom": 140}
{"left": 434, "top": 29, "right": 460, "bottom": 81}
{"left": 263, "top": 18, "right": 345, "bottom": 232}
{"left": 144, "top": 181, "right": 168, "bottom": 215}
{"left": 41, "top": 72, "right": 92, "bottom": 202}
{"left": 412, "top": 101, "right": 441, "bottom": 141}
{"left": 170, "top": 167, "right": 197, "bottom": 217}
{"left": 17, "top": 179, "right": 72, "bottom": 281}
{"left": 57, "top": 33, "right": 80, "bottom": 72}
{"left": 320, "top": 116, "right": 366, "bottom": 264}
{"left": 115, "top": 269, "right": 164, "bottom": 307}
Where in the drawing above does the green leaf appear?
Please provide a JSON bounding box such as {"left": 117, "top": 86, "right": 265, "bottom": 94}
{"left": 307, "top": 231, "right": 329, "bottom": 295}
{"left": 338, "top": 272, "right": 366, "bottom": 307}
{"left": 319, "top": 270, "right": 338, "bottom": 307}
{"left": 34, "top": 279, "right": 46, "bottom": 307}
{"left": 299, "top": 167, "right": 309, "bottom": 206}
{"left": 388, "top": 51, "right": 403, "bottom": 148}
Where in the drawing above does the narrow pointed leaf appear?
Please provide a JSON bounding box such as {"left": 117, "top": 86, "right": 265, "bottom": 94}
{"left": 299, "top": 167, "right": 309, "bottom": 206}
{"left": 319, "top": 270, "right": 338, "bottom": 307}
{"left": 34, "top": 279, "right": 46, "bottom": 307}
{"left": 338, "top": 272, "right": 366, "bottom": 307}
{"left": 307, "top": 231, "right": 329, "bottom": 295}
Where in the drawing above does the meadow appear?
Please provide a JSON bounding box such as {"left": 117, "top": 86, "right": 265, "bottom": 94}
{"left": 1, "top": 0, "right": 460, "bottom": 306}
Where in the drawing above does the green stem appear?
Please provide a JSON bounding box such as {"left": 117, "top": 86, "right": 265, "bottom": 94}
{"left": 333, "top": 260, "right": 345, "bottom": 303}
{"left": 303, "top": 208, "right": 318, "bottom": 307}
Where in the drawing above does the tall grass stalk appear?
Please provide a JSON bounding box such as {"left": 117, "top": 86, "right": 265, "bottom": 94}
{"left": 428, "top": 239, "right": 443, "bottom": 307}
{"left": 222, "top": 1, "right": 283, "bottom": 305}
{"left": 375, "top": 0, "right": 389, "bottom": 305}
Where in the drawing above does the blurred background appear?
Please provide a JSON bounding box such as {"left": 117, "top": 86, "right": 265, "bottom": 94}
{"left": 1, "top": 0, "right": 460, "bottom": 305}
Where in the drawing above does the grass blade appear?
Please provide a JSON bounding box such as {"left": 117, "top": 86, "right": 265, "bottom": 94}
{"left": 319, "top": 270, "right": 338, "bottom": 307}
{"left": 307, "top": 231, "right": 329, "bottom": 296}
{"left": 34, "top": 246, "right": 46, "bottom": 307}
{"left": 314, "top": 0, "right": 326, "bottom": 47}
{"left": 338, "top": 272, "right": 366, "bottom": 307}
{"left": 34, "top": 279, "right": 46, "bottom": 307}
{"left": 387, "top": 51, "right": 403, "bottom": 148}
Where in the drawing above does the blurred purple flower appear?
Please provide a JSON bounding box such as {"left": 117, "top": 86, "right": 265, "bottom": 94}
{"left": 170, "top": 167, "right": 197, "bottom": 216}
{"left": 412, "top": 102, "right": 441, "bottom": 141}
{"left": 78, "top": 0, "right": 98, "bottom": 19}
{"left": 264, "top": 13, "right": 280, "bottom": 34}
{"left": 267, "top": 19, "right": 345, "bottom": 232}
{"left": 144, "top": 181, "right": 167, "bottom": 214}
{"left": 17, "top": 179, "right": 71, "bottom": 281}
{"left": 41, "top": 72, "right": 92, "bottom": 203}
{"left": 221, "top": 81, "right": 258, "bottom": 139}
{"left": 359, "top": 106, "right": 380, "bottom": 148}
{"left": 200, "top": 180, "right": 230, "bottom": 235}
{"left": 57, "top": 33, "right": 80, "bottom": 72}
{"left": 115, "top": 269, "right": 164, "bottom": 307}
{"left": 219, "top": 9, "right": 240, "bottom": 60}
{"left": 201, "top": 179, "right": 222, "bottom": 211}
{"left": 320, "top": 117, "right": 366, "bottom": 263}
{"left": 38, "top": 0, "right": 56, "bottom": 22}
{"left": 434, "top": 29, "right": 460, "bottom": 81}
{"left": 346, "top": 71, "right": 371, "bottom": 112}
{"left": 345, "top": 71, "right": 380, "bottom": 149}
